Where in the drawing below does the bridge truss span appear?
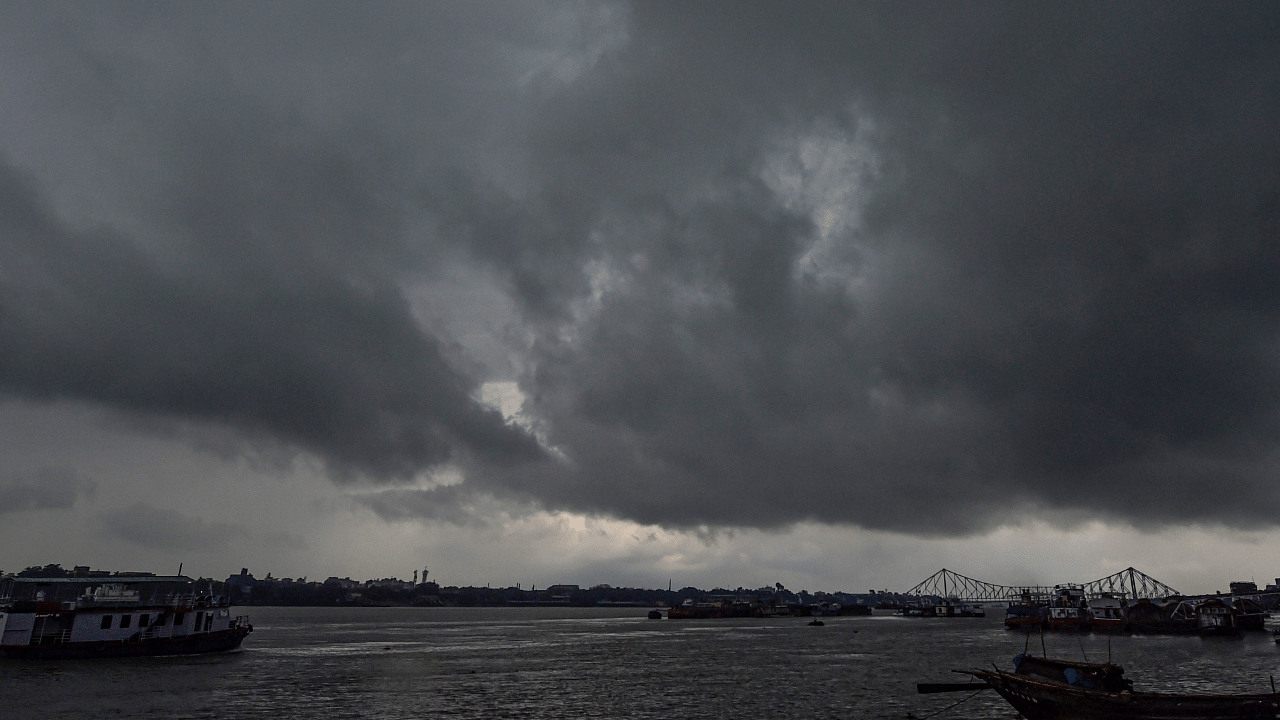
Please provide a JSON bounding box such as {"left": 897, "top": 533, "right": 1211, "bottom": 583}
{"left": 905, "top": 567, "right": 1180, "bottom": 604}
{"left": 1078, "top": 567, "right": 1179, "bottom": 600}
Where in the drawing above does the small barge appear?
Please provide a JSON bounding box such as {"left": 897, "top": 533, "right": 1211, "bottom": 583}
{"left": 0, "top": 574, "right": 251, "bottom": 659}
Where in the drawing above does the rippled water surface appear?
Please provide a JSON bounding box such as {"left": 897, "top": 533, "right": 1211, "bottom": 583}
{"left": 4, "top": 607, "right": 1280, "bottom": 719}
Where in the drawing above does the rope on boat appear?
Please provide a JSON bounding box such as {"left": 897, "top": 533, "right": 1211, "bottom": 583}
{"left": 907, "top": 687, "right": 987, "bottom": 720}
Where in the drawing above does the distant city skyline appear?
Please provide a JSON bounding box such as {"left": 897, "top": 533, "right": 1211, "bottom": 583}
{"left": 10, "top": 552, "right": 1275, "bottom": 601}
{"left": 35, "top": 560, "right": 1271, "bottom": 604}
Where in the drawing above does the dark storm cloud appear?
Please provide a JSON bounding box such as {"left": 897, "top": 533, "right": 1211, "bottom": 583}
{"left": 457, "top": 1, "right": 1280, "bottom": 533}
{"left": 0, "top": 156, "right": 542, "bottom": 480}
{"left": 0, "top": 467, "right": 96, "bottom": 514}
{"left": 3, "top": 2, "right": 1279, "bottom": 534}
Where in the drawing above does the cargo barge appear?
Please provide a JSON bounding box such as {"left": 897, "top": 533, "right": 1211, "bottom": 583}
{"left": 666, "top": 597, "right": 871, "bottom": 619}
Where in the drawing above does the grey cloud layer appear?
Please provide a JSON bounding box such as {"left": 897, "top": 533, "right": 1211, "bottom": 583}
{"left": 98, "top": 502, "right": 305, "bottom": 553}
{"left": 0, "top": 467, "right": 95, "bottom": 514}
{"left": 2, "top": 2, "right": 1278, "bottom": 533}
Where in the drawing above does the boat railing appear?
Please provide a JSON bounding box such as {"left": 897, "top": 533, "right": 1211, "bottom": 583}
{"left": 145, "top": 591, "right": 196, "bottom": 607}
{"left": 75, "top": 590, "right": 201, "bottom": 608}
{"left": 167, "top": 592, "right": 198, "bottom": 607}
{"left": 35, "top": 629, "right": 72, "bottom": 645}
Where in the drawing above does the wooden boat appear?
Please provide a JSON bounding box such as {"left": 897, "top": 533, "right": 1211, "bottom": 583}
{"left": 937, "top": 655, "right": 1280, "bottom": 719}
{"left": 1125, "top": 597, "right": 1198, "bottom": 634}
{"left": 1197, "top": 597, "right": 1241, "bottom": 636}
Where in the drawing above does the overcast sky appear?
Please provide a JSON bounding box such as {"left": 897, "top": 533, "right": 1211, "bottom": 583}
{"left": 2, "top": 1, "right": 1278, "bottom": 595}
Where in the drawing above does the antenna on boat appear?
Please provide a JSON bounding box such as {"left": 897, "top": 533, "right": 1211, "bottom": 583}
{"left": 177, "top": 562, "right": 183, "bottom": 576}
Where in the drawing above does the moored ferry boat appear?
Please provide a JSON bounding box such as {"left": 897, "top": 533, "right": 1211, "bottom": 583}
{"left": 1004, "top": 590, "right": 1047, "bottom": 630}
{"left": 933, "top": 599, "right": 985, "bottom": 617}
{"left": 1003, "top": 588, "right": 1050, "bottom": 630}
{"left": 898, "top": 603, "right": 932, "bottom": 617}
{"left": 933, "top": 599, "right": 959, "bottom": 617}
{"left": 1088, "top": 594, "right": 1126, "bottom": 631}
{"left": 1045, "top": 586, "right": 1088, "bottom": 631}
{"left": 666, "top": 597, "right": 757, "bottom": 619}
{"left": 0, "top": 574, "right": 251, "bottom": 659}
{"left": 1046, "top": 605, "right": 1087, "bottom": 630}
{"left": 1004, "top": 602, "right": 1045, "bottom": 630}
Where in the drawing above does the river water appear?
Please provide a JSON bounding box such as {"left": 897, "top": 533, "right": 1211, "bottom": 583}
{"left": 4, "top": 607, "right": 1280, "bottom": 719}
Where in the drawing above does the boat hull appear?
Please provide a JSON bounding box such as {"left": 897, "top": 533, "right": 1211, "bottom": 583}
{"left": 1046, "top": 607, "right": 1088, "bottom": 631}
{"left": 1006, "top": 603, "right": 1047, "bottom": 630}
{"left": 1, "top": 625, "right": 251, "bottom": 660}
{"left": 1088, "top": 618, "right": 1127, "bottom": 632}
{"left": 966, "top": 668, "right": 1280, "bottom": 720}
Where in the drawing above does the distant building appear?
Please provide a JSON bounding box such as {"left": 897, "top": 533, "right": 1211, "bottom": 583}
{"left": 324, "top": 577, "right": 361, "bottom": 590}
{"left": 1230, "top": 581, "right": 1258, "bottom": 595}
{"left": 368, "top": 578, "right": 415, "bottom": 591}
{"left": 227, "top": 568, "right": 256, "bottom": 598}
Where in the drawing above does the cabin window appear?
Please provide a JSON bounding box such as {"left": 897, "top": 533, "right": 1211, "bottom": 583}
{"left": 120, "top": 615, "right": 131, "bottom": 629}
{"left": 139, "top": 614, "right": 149, "bottom": 627}
{"left": 174, "top": 612, "right": 184, "bottom": 625}
{"left": 194, "top": 611, "right": 203, "bottom": 631}
{"left": 101, "top": 615, "right": 113, "bottom": 629}
{"left": 205, "top": 614, "right": 214, "bottom": 632}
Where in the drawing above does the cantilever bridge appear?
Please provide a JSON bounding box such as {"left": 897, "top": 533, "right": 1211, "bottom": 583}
{"left": 905, "top": 567, "right": 1180, "bottom": 603}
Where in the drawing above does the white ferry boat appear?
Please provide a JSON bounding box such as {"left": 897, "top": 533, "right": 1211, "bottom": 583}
{"left": 0, "top": 574, "right": 251, "bottom": 659}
